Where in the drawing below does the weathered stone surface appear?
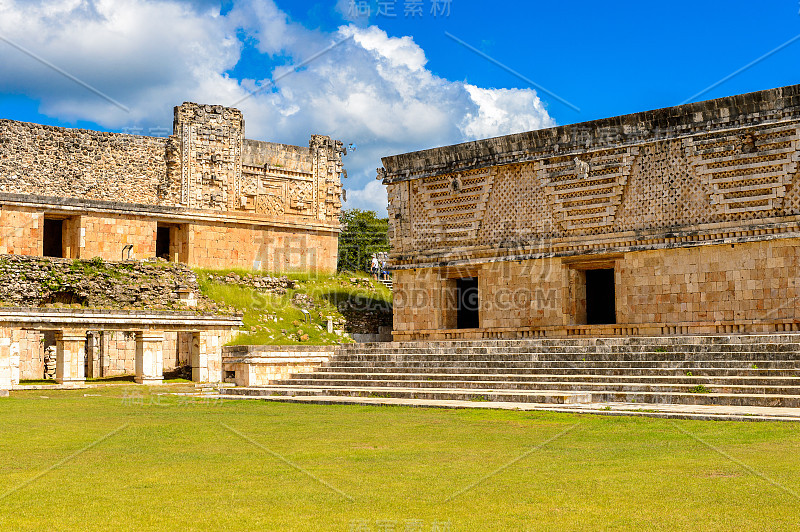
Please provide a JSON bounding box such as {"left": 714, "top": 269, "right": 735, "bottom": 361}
{"left": 0, "top": 254, "right": 225, "bottom": 313}
{"left": 0, "top": 102, "right": 345, "bottom": 273}
{"left": 379, "top": 84, "right": 800, "bottom": 341}
{"left": 205, "top": 272, "right": 296, "bottom": 295}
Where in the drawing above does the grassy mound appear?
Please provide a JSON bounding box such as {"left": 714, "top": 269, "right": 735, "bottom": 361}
{"left": 195, "top": 269, "right": 392, "bottom": 345}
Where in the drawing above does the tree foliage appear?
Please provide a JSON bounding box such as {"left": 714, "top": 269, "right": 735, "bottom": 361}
{"left": 337, "top": 209, "right": 389, "bottom": 272}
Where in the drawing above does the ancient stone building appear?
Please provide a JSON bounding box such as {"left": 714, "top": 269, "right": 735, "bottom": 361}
{"left": 0, "top": 102, "right": 345, "bottom": 272}
{"left": 380, "top": 84, "right": 800, "bottom": 341}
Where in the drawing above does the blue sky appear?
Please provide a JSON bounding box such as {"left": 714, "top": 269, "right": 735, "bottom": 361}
{"left": 1, "top": 0, "right": 799, "bottom": 214}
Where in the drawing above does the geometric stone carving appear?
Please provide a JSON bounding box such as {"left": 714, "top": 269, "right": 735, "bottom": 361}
{"left": 175, "top": 103, "right": 244, "bottom": 211}
{"left": 419, "top": 169, "right": 495, "bottom": 246}
{"left": 288, "top": 180, "right": 314, "bottom": 214}
{"left": 480, "top": 162, "right": 556, "bottom": 248}
{"left": 687, "top": 124, "right": 800, "bottom": 214}
{"left": 255, "top": 193, "right": 285, "bottom": 216}
{"left": 539, "top": 147, "right": 637, "bottom": 232}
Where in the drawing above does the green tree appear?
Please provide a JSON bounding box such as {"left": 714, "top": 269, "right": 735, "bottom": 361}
{"left": 337, "top": 209, "right": 389, "bottom": 272}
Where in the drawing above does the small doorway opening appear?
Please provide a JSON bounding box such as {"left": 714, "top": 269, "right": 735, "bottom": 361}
{"left": 156, "top": 225, "right": 171, "bottom": 260}
{"left": 43, "top": 218, "right": 64, "bottom": 258}
{"left": 456, "top": 277, "right": 480, "bottom": 329}
{"left": 586, "top": 268, "right": 616, "bottom": 325}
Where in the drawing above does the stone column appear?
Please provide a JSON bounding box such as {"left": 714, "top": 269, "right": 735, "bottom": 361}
{"left": 191, "top": 331, "right": 222, "bottom": 383}
{"left": 0, "top": 327, "right": 12, "bottom": 396}
{"left": 191, "top": 332, "right": 206, "bottom": 382}
{"left": 55, "top": 330, "right": 87, "bottom": 385}
{"left": 10, "top": 338, "right": 19, "bottom": 386}
{"left": 135, "top": 331, "right": 164, "bottom": 385}
{"left": 86, "top": 332, "right": 100, "bottom": 379}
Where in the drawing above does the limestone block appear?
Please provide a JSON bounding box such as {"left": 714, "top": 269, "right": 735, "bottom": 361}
{"left": 135, "top": 330, "right": 164, "bottom": 385}
{"left": 55, "top": 330, "right": 87, "bottom": 384}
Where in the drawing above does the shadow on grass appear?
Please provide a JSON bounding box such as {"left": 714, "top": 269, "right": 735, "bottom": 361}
{"left": 86, "top": 375, "right": 136, "bottom": 383}
{"left": 316, "top": 288, "right": 392, "bottom": 313}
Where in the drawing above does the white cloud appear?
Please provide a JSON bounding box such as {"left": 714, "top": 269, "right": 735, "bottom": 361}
{"left": 462, "top": 84, "right": 554, "bottom": 140}
{"left": 0, "top": 0, "right": 555, "bottom": 215}
{"left": 0, "top": 0, "right": 242, "bottom": 126}
{"left": 346, "top": 179, "right": 388, "bottom": 213}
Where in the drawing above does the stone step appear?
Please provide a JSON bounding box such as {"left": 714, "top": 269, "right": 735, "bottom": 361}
{"left": 317, "top": 365, "right": 800, "bottom": 376}
{"left": 225, "top": 336, "right": 800, "bottom": 411}
{"left": 216, "top": 394, "right": 800, "bottom": 422}
{"left": 336, "top": 345, "right": 800, "bottom": 355}
{"left": 291, "top": 372, "right": 800, "bottom": 386}
{"left": 326, "top": 355, "right": 800, "bottom": 365}
{"left": 342, "top": 335, "right": 800, "bottom": 348}
{"left": 274, "top": 377, "right": 800, "bottom": 397}
{"left": 223, "top": 385, "right": 592, "bottom": 404}
{"left": 223, "top": 384, "right": 800, "bottom": 408}
{"left": 339, "top": 339, "right": 800, "bottom": 349}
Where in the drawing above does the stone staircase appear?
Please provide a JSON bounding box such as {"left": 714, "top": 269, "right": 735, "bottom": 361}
{"left": 222, "top": 335, "right": 800, "bottom": 409}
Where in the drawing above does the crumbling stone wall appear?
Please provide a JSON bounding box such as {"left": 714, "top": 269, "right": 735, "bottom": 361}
{"left": 0, "top": 254, "right": 225, "bottom": 313}
{"left": 204, "top": 272, "right": 296, "bottom": 293}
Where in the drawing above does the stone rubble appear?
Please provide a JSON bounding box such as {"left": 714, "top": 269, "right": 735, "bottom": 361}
{"left": 205, "top": 272, "right": 296, "bottom": 295}
{"left": 0, "top": 254, "right": 227, "bottom": 313}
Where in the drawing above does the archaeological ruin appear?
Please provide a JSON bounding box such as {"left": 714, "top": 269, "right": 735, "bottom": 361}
{"left": 0, "top": 102, "right": 345, "bottom": 272}
{"left": 380, "top": 84, "right": 800, "bottom": 341}
{"left": 0, "top": 102, "right": 345, "bottom": 394}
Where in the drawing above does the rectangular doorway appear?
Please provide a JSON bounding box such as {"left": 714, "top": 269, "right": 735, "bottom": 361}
{"left": 156, "top": 225, "right": 171, "bottom": 260}
{"left": 43, "top": 218, "right": 63, "bottom": 257}
{"left": 586, "top": 268, "right": 616, "bottom": 325}
{"left": 456, "top": 277, "right": 480, "bottom": 329}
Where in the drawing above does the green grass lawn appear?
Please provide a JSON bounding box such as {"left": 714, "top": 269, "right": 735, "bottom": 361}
{"left": 1, "top": 387, "right": 799, "bottom": 531}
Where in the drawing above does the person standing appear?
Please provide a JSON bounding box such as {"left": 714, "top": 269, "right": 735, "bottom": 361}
{"left": 370, "top": 255, "right": 379, "bottom": 281}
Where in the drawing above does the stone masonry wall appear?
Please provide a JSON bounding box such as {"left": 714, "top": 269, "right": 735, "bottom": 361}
{"left": 617, "top": 239, "right": 800, "bottom": 325}
{"left": 395, "top": 238, "right": 800, "bottom": 338}
{"left": 382, "top": 84, "right": 800, "bottom": 265}
{"left": 382, "top": 84, "right": 800, "bottom": 339}
{"left": 0, "top": 101, "right": 344, "bottom": 275}
{"left": 188, "top": 223, "right": 338, "bottom": 272}
{"left": 0, "top": 207, "right": 41, "bottom": 256}
{"left": 0, "top": 120, "right": 175, "bottom": 205}
{"left": 0, "top": 102, "right": 344, "bottom": 228}
{"left": 81, "top": 214, "right": 156, "bottom": 260}
{"left": 243, "top": 139, "right": 313, "bottom": 172}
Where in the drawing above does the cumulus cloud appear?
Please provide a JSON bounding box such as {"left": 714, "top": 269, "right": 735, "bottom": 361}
{"left": 0, "top": 0, "right": 555, "bottom": 214}
{"left": 0, "top": 0, "right": 242, "bottom": 126}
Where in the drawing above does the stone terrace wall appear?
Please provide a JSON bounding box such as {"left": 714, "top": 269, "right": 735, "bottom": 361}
{"left": 0, "top": 120, "right": 178, "bottom": 206}
{"left": 0, "top": 254, "right": 227, "bottom": 313}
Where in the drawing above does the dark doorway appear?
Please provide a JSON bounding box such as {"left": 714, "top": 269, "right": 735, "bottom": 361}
{"left": 43, "top": 218, "right": 63, "bottom": 257}
{"left": 586, "top": 269, "right": 616, "bottom": 325}
{"left": 456, "top": 277, "right": 480, "bottom": 329}
{"left": 156, "top": 226, "right": 171, "bottom": 260}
